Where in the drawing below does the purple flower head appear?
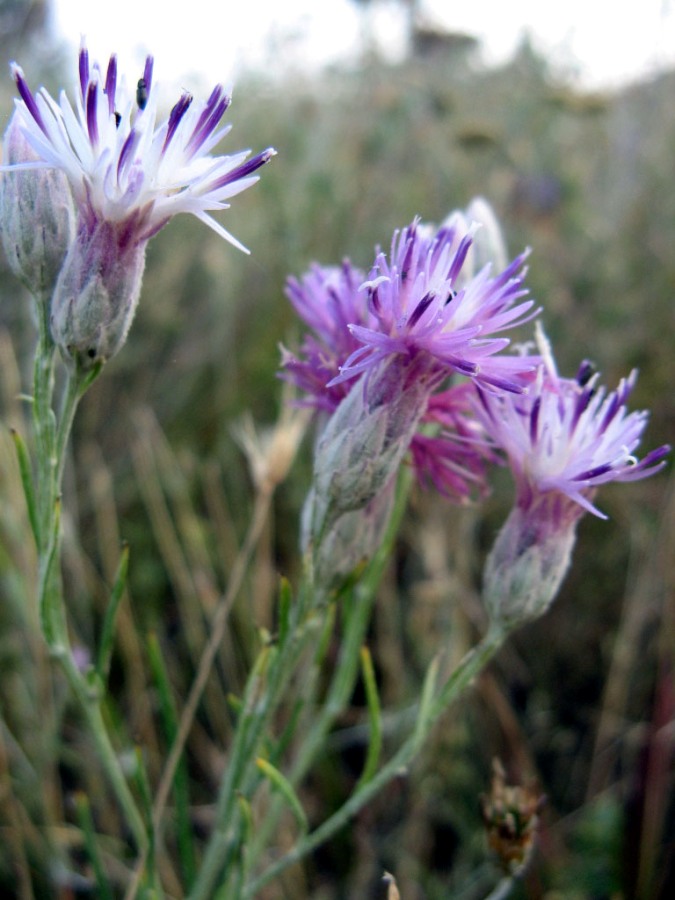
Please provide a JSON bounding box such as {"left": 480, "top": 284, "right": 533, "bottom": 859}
{"left": 478, "top": 327, "right": 670, "bottom": 629}
{"left": 331, "top": 217, "right": 540, "bottom": 396}
{"left": 475, "top": 326, "right": 671, "bottom": 523}
{"left": 282, "top": 210, "right": 541, "bottom": 506}
{"left": 6, "top": 40, "right": 275, "bottom": 253}
{"left": 411, "top": 383, "right": 499, "bottom": 504}
{"left": 280, "top": 260, "right": 373, "bottom": 412}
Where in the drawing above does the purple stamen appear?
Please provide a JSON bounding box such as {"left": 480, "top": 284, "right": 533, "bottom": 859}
{"left": 599, "top": 393, "right": 621, "bottom": 434}
{"left": 638, "top": 445, "right": 671, "bottom": 469}
{"left": 186, "top": 85, "right": 230, "bottom": 156}
{"left": 369, "top": 287, "right": 382, "bottom": 316}
{"left": 208, "top": 147, "right": 275, "bottom": 189}
{"left": 104, "top": 55, "right": 117, "bottom": 116}
{"left": 142, "top": 56, "right": 154, "bottom": 97}
{"left": 162, "top": 92, "right": 193, "bottom": 153}
{"left": 11, "top": 65, "right": 47, "bottom": 134}
{"left": 576, "top": 360, "right": 594, "bottom": 387}
{"left": 117, "top": 128, "right": 140, "bottom": 179}
{"left": 400, "top": 233, "right": 416, "bottom": 282}
{"left": 530, "top": 396, "right": 541, "bottom": 443}
{"left": 408, "top": 291, "right": 436, "bottom": 329}
{"left": 79, "top": 44, "right": 89, "bottom": 100}
{"left": 446, "top": 232, "right": 474, "bottom": 283}
{"left": 573, "top": 463, "right": 613, "bottom": 481}
{"left": 86, "top": 81, "right": 99, "bottom": 145}
{"left": 570, "top": 387, "right": 593, "bottom": 432}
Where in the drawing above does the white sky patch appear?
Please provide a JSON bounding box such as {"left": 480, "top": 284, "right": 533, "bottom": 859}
{"left": 51, "top": 0, "right": 675, "bottom": 92}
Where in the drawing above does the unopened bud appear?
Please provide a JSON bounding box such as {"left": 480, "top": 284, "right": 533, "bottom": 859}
{"left": 0, "top": 111, "right": 75, "bottom": 303}
{"left": 50, "top": 222, "right": 147, "bottom": 369}
{"left": 482, "top": 502, "right": 577, "bottom": 630}
{"left": 304, "top": 356, "right": 431, "bottom": 547}
{"left": 304, "top": 476, "right": 396, "bottom": 590}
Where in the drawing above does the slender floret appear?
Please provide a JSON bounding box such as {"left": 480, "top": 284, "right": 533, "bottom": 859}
{"left": 331, "top": 217, "right": 540, "bottom": 395}
{"left": 4, "top": 42, "right": 275, "bottom": 367}
{"left": 477, "top": 325, "right": 670, "bottom": 629}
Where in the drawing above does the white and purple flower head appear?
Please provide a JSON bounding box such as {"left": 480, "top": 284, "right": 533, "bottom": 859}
{"left": 9, "top": 41, "right": 275, "bottom": 251}
{"left": 477, "top": 325, "right": 670, "bottom": 628}
{"left": 5, "top": 42, "right": 275, "bottom": 366}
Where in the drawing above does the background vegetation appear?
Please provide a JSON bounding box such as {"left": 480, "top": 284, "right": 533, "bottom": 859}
{"left": 0, "top": 2, "right": 673, "bottom": 896}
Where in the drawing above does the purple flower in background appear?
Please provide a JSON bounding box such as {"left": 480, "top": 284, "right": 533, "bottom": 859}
{"left": 332, "top": 217, "right": 539, "bottom": 395}
{"left": 8, "top": 41, "right": 275, "bottom": 251}
{"left": 411, "top": 384, "right": 499, "bottom": 503}
{"left": 281, "top": 260, "right": 372, "bottom": 412}
{"left": 476, "top": 326, "right": 670, "bottom": 628}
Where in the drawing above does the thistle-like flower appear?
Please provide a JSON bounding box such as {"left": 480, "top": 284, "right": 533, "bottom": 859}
{"left": 282, "top": 210, "right": 533, "bottom": 509}
{"left": 476, "top": 326, "right": 670, "bottom": 628}
{"left": 5, "top": 42, "right": 275, "bottom": 366}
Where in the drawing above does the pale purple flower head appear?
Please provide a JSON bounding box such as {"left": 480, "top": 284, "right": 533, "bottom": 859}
{"left": 476, "top": 327, "right": 670, "bottom": 628}
{"left": 475, "top": 330, "right": 670, "bottom": 523}
{"left": 331, "top": 217, "right": 540, "bottom": 395}
{"left": 7, "top": 41, "right": 275, "bottom": 252}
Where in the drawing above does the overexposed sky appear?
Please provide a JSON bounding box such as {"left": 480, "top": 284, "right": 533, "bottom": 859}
{"left": 51, "top": 0, "right": 675, "bottom": 91}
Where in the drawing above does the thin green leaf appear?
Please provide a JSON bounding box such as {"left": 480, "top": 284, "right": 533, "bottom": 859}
{"left": 39, "top": 496, "right": 63, "bottom": 648}
{"left": 74, "top": 792, "right": 114, "bottom": 900}
{"left": 277, "top": 576, "right": 293, "bottom": 645}
{"left": 96, "top": 543, "right": 129, "bottom": 683}
{"left": 256, "top": 757, "right": 308, "bottom": 834}
{"left": 146, "top": 632, "right": 197, "bottom": 888}
{"left": 414, "top": 654, "right": 440, "bottom": 749}
{"left": 10, "top": 428, "right": 39, "bottom": 546}
{"left": 356, "top": 646, "right": 382, "bottom": 788}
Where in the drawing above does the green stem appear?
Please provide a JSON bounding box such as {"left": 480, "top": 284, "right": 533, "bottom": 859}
{"left": 32, "top": 325, "right": 57, "bottom": 552}
{"left": 243, "top": 624, "right": 506, "bottom": 897}
{"left": 54, "top": 648, "right": 149, "bottom": 853}
{"left": 189, "top": 598, "right": 322, "bottom": 900}
{"left": 30, "top": 334, "right": 147, "bottom": 855}
{"left": 246, "top": 469, "right": 412, "bottom": 872}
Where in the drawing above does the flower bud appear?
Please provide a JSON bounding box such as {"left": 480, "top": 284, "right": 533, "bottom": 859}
{"left": 0, "top": 111, "right": 75, "bottom": 303}
{"left": 303, "top": 356, "right": 432, "bottom": 548}
{"left": 482, "top": 502, "right": 577, "bottom": 630}
{"left": 50, "top": 222, "right": 147, "bottom": 369}
{"left": 303, "top": 476, "right": 396, "bottom": 591}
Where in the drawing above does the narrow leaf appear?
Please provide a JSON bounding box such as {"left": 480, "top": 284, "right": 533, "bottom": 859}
{"left": 256, "top": 757, "right": 308, "bottom": 833}
{"left": 414, "top": 653, "right": 440, "bottom": 748}
{"left": 277, "top": 576, "right": 293, "bottom": 645}
{"left": 75, "top": 792, "right": 114, "bottom": 900}
{"left": 146, "top": 632, "right": 197, "bottom": 887}
{"left": 96, "top": 543, "right": 129, "bottom": 683}
{"left": 10, "top": 428, "right": 39, "bottom": 546}
{"left": 356, "top": 645, "right": 382, "bottom": 787}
